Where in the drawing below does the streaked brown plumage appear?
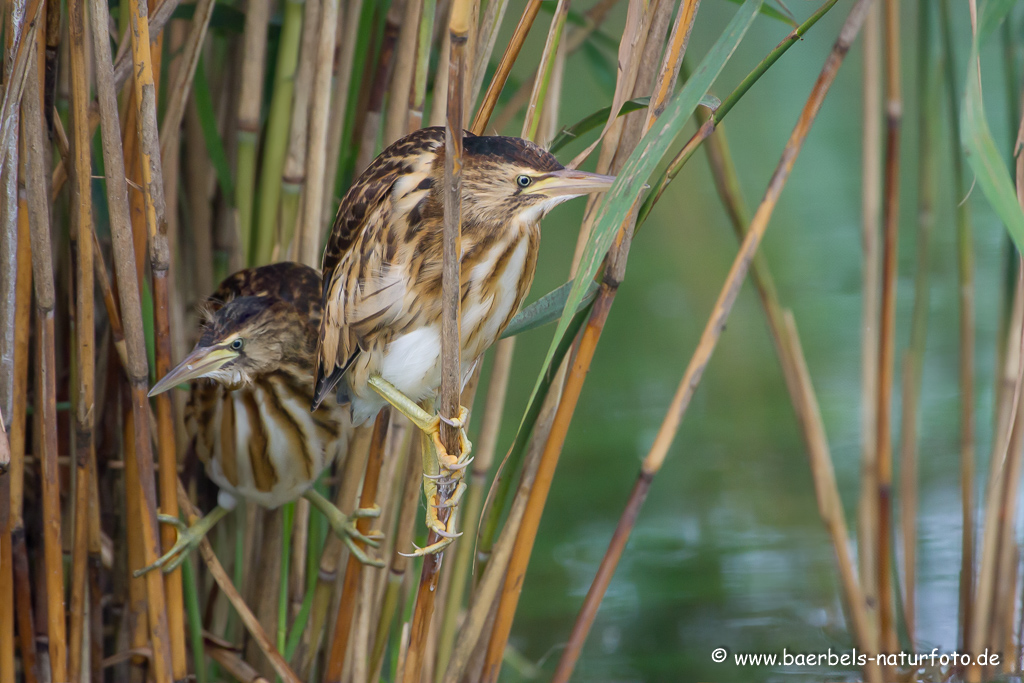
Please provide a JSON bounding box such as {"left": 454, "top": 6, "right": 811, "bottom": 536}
{"left": 139, "top": 263, "right": 380, "bottom": 575}
{"left": 181, "top": 262, "right": 344, "bottom": 508}
{"left": 313, "top": 127, "right": 614, "bottom": 420}
{"left": 312, "top": 126, "right": 614, "bottom": 553}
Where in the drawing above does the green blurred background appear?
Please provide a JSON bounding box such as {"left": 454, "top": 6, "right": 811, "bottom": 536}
{"left": 476, "top": 2, "right": 1012, "bottom": 681}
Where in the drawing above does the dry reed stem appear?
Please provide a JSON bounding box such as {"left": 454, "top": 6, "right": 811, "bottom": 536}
{"left": 469, "top": 0, "right": 509, "bottom": 112}
{"left": 206, "top": 640, "right": 271, "bottom": 683}
{"left": 354, "top": 2, "right": 404, "bottom": 173}
{"left": 384, "top": 0, "right": 423, "bottom": 146}
{"left": 469, "top": 0, "right": 541, "bottom": 135}
{"left": 305, "top": 426, "right": 372, "bottom": 673}
{"left": 23, "top": 30, "right": 68, "bottom": 683}
{"left": 0, "top": 483, "right": 12, "bottom": 683}
{"left": 89, "top": 0, "right": 176, "bottom": 674}
{"left": 782, "top": 312, "right": 881, "bottom": 682}
{"left": 874, "top": 0, "right": 901, "bottom": 657}
{"left": 157, "top": 0, "right": 215, "bottom": 159}
{"left": 370, "top": 433, "right": 422, "bottom": 679}
{"left": 403, "top": 3, "right": 474, "bottom": 679}
{"left": 175, "top": 481, "right": 304, "bottom": 683}
{"left": 125, "top": 0, "right": 187, "bottom": 664}
{"left": 545, "top": 1, "right": 876, "bottom": 679}
{"left": 645, "top": 0, "right": 701, "bottom": 132}
{"left": 0, "top": 1, "right": 26, "bottom": 415}
{"left": 297, "top": 0, "right": 339, "bottom": 266}
{"left": 440, "top": 382, "right": 557, "bottom": 683}
{"left": 320, "top": 0, "right": 365, "bottom": 233}
{"left": 9, "top": 194, "right": 37, "bottom": 683}
{"left": 0, "top": 0, "right": 41, "bottom": 173}
{"left": 67, "top": 0, "right": 96, "bottom": 676}
{"left": 324, "top": 409, "right": 391, "bottom": 682}
{"left": 235, "top": 0, "right": 270, "bottom": 261}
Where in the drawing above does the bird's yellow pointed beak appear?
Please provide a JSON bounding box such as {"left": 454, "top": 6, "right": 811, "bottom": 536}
{"left": 525, "top": 168, "right": 616, "bottom": 198}
{"left": 149, "top": 345, "right": 238, "bottom": 397}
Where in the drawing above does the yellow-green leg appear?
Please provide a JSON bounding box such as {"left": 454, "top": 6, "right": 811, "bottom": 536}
{"left": 304, "top": 488, "right": 386, "bottom": 567}
{"left": 367, "top": 375, "right": 473, "bottom": 555}
{"left": 134, "top": 505, "right": 232, "bottom": 577}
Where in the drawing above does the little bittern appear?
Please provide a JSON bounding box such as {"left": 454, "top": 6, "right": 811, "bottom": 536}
{"left": 139, "top": 262, "right": 382, "bottom": 576}
{"left": 313, "top": 127, "right": 615, "bottom": 554}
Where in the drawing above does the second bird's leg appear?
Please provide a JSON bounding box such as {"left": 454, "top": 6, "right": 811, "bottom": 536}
{"left": 134, "top": 505, "right": 232, "bottom": 577}
{"left": 303, "top": 488, "right": 386, "bottom": 567}
{"left": 367, "top": 375, "right": 472, "bottom": 555}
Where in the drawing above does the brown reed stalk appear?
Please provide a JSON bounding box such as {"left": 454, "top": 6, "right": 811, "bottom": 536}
{"left": 469, "top": 0, "right": 541, "bottom": 135}
{"left": 0, "top": 0, "right": 41, "bottom": 173}
{"left": 469, "top": 0, "right": 509, "bottom": 111}
{"left": 206, "top": 640, "right": 271, "bottom": 683}
{"left": 440, "top": 373, "right": 560, "bottom": 683}
{"left": 403, "top": 4, "right": 474, "bottom": 679}
{"left": 857, "top": 0, "right": 881, "bottom": 628}
{"left": 89, "top": 0, "right": 177, "bottom": 675}
{"left": 175, "top": 481, "right": 304, "bottom": 683}
{"left": 897, "top": 0, "right": 937, "bottom": 646}
{"left": 319, "top": 0, "right": 365, "bottom": 228}
{"left": 157, "top": 0, "right": 215, "bottom": 158}
{"left": 369, "top": 432, "right": 422, "bottom": 679}
{"left": 354, "top": 0, "right": 404, "bottom": 172}
{"left": 9, "top": 195, "right": 37, "bottom": 683}
{"left": 280, "top": 0, "right": 319, "bottom": 259}
{"left": 874, "top": 0, "right": 901, "bottom": 658}
{"left": 235, "top": 0, "right": 270, "bottom": 262}
{"left": 0, "top": 412, "right": 12, "bottom": 682}
{"left": 303, "top": 426, "right": 372, "bottom": 673}
{"left": 296, "top": 0, "right": 339, "bottom": 266}
{"left": 22, "top": 27, "right": 68, "bottom": 683}
{"left": 67, "top": 0, "right": 96, "bottom": 677}
{"left": 126, "top": 0, "right": 188, "bottom": 667}
{"left": 324, "top": 409, "right": 390, "bottom": 682}
{"left": 384, "top": 0, "right": 423, "bottom": 146}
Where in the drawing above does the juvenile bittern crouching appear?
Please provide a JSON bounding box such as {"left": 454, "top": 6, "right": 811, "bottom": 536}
{"left": 139, "top": 262, "right": 382, "bottom": 576}
{"left": 313, "top": 127, "right": 614, "bottom": 554}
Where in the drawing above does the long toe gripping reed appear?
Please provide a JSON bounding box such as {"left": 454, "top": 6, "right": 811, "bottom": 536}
{"left": 313, "top": 127, "right": 614, "bottom": 556}
{"left": 138, "top": 263, "right": 384, "bottom": 577}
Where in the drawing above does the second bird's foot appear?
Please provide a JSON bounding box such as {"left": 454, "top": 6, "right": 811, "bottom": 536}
{"left": 322, "top": 507, "right": 386, "bottom": 567}
{"left": 133, "top": 514, "right": 204, "bottom": 577}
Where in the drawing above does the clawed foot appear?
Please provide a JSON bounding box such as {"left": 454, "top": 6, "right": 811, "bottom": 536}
{"left": 134, "top": 510, "right": 223, "bottom": 577}
{"left": 304, "top": 489, "right": 385, "bottom": 567}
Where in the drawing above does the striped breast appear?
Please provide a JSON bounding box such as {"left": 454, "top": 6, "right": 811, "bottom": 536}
{"left": 186, "top": 369, "right": 349, "bottom": 509}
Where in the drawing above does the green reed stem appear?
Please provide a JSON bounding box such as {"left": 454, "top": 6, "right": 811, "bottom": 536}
{"left": 278, "top": 502, "right": 294, "bottom": 654}
{"left": 284, "top": 480, "right": 325, "bottom": 661}
{"left": 252, "top": 0, "right": 304, "bottom": 265}
{"left": 181, "top": 558, "right": 207, "bottom": 683}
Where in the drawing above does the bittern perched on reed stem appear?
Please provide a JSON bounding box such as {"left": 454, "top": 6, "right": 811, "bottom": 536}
{"left": 138, "top": 263, "right": 383, "bottom": 576}
{"left": 313, "top": 127, "right": 615, "bottom": 555}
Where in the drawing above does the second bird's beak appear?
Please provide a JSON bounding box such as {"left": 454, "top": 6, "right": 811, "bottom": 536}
{"left": 526, "top": 168, "right": 616, "bottom": 198}
{"left": 148, "top": 345, "right": 238, "bottom": 397}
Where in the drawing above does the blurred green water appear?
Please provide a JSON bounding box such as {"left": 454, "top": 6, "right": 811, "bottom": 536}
{"left": 479, "top": 2, "right": 1015, "bottom": 681}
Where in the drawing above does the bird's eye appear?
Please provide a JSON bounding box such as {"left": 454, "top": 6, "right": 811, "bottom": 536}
{"left": 516, "top": 175, "right": 532, "bottom": 188}
{"left": 230, "top": 338, "right": 244, "bottom": 351}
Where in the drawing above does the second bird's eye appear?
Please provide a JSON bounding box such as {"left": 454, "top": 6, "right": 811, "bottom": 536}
{"left": 516, "top": 175, "right": 532, "bottom": 188}
{"left": 231, "top": 338, "right": 244, "bottom": 351}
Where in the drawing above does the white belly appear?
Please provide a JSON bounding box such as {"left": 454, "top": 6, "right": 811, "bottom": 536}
{"left": 348, "top": 237, "right": 531, "bottom": 425}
